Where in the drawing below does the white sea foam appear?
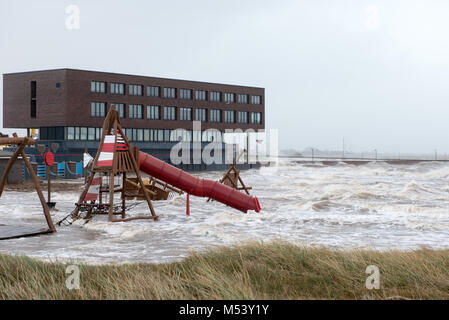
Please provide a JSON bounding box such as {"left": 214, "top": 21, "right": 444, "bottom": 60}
{"left": 1, "top": 160, "right": 449, "bottom": 264}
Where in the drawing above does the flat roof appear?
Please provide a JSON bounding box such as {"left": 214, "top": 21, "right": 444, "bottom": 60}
{"left": 3, "top": 68, "right": 265, "bottom": 90}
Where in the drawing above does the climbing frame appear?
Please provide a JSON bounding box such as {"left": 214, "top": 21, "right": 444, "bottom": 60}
{"left": 69, "top": 109, "right": 158, "bottom": 223}
{"left": 0, "top": 134, "right": 56, "bottom": 240}
{"left": 207, "top": 149, "right": 252, "bottom": 203}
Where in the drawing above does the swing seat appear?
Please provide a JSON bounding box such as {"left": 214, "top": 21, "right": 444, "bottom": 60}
{"left": 46, "top": 202, "right": 56, "bottom": 209}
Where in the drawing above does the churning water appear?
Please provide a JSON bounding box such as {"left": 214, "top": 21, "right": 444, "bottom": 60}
{"left": 1, "top": 160, "right": 449, "bottom": 264}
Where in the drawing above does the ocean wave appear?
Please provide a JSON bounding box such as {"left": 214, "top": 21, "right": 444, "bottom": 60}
{"left": 2, "top": 160, "right": 449, "bottom": 264}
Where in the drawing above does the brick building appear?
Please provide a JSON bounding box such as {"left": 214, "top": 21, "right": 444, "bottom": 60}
{"left": 3, "top": 69, "right": 265, "bottom": 170}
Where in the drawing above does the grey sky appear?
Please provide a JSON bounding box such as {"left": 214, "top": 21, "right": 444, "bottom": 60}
{"left": 1, "top": 0, "right": 449, "bottom": 153}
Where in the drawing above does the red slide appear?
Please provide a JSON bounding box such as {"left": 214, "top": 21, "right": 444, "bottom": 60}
{"left": 138, "top": 152, "right": 261, "bottom": 213}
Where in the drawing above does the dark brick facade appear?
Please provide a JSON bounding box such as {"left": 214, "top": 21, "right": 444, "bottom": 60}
{"left": 3, "top": 69, "right": 265, "bottom": 132}
{"left": 3, "top": 69, "right": 67, "bottom": 128}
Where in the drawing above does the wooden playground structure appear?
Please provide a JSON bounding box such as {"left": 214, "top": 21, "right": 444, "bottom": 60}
{"left": 1, "top": 108, "right": 261, "bottom": 239}
{"left": 0, "top": 134, "right": 56, "bottom": 240}
{"left": 207, "top": 149, "right": 252, "bottom": 202}
{"left": 124, "top": 176, "right": 183, "bottom": 201}
{"left": 65, "top": 109, "right": 183, "bottom": 224}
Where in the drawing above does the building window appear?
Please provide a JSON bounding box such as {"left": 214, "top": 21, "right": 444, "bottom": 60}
{"left": 111, "top": 103, "right": 125, "bottom": 118}
{"left": 166, "top": 129, "right": 180, "bottom": 142}
{"left": 31, "top": 100, "right": 37, "bottom": 118}
{"left": 164, "top": 87, "right": 177, "bottom": 99}
{"left": 39, "top": 127, "right": 65, "bottom": 140}
{"left": 136, "top": 129, "right": 144, "bottom": 141}
{"left": 180, "top": 107, "right": 192, "bottom": 121}
{"left": 171, "top": 129, "right": 192, "bottom": 142}
{"left": 251, "top": 112, "right": 262, "bottom": 124}
{"left": 67, "top": 127, "right": 75, "bottom": 140}
{"left": 156, "top": 129, "right": 164, "bottom": 141}
{"left": 80, "top": 127, "right": 88, "bottom": 140}
{"left": 129, "top": 129, "right": 135, "bottom": 141}
{"left": 88, "top": 127, "right": 96, "bottom": 141}
{"left": 238, "top": 94, "right": 249, "bottom": 104}
{"left": 147, "top": 106, "right": 161, "bottom": 120}
{"left": 91, "top": 102, "right": 107, "bottom": 117}
{"left": 195, "top": 108, "right": 208, "bottom": 122}
{"left": 202, "top": 130, "right": 222, "bottom": 142}
{"left": 238, "top": 111, "right": 249, "bottom": 124}
{"left": 210, "top": 91, "right": 221, "bottom": 102}
{"left": 224, "top": 93, "right": 235, "bottom": 104}
{"left": 74, "top": 127, "right": 80, "bottom": 140}
{"left": 91, "top": 81, "right": 107, "bottom": 93}
{"left": 123, "top": 128, "right": 131, "bottom": 140}
{"left": 31, "top": 81, "right": 37, "bottom": 118}
{"left": 111, "top": 83, "right": 125, "bottom": 95}
{"left": 180, "top": 89, "right": 192, "bottom": 100}
{"left": 224, "top": 110, "right": 235, "bottom": 123}
{"left": 129, "top": 104, "right": 143, "bottom": 119}
{"left": 210, "top": 109, "right": 221, "bottom": 123}
{"left": 195, "top": 90, "right": 207, "bottom": 101}
{"left": 66, "top": 126, "right": 101, "bottom": 141}
{"left": 96, "top": 128, "right": 102, "bottom": 140}
{"left": 164, "top": 130, "right": 171, "bottom": 142}
{"left": 129, "top": 84, "right": 143, "bottom": 96}
{"left": 147, "top": 86, "right": 160, "bottom": 97}
{"left": 164, "top": 106, "right": 177, "bottom": 120}
{"left": 251, "top": 95, "right": 262, "bottom": 105}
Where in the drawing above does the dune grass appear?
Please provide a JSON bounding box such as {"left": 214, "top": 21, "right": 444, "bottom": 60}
{"left": 0, "top": 242, "right": 448, "bottom": 300}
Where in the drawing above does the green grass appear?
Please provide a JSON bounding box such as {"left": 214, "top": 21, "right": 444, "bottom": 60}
{"left": 1, "top": 242, "right": 448, "bottom": 299}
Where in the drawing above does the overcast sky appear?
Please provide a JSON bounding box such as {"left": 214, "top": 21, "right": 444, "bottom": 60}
{"left": 1, "top": 0, "right": 449, "bottom": 153}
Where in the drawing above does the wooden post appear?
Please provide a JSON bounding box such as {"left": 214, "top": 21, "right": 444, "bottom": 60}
{"left": 207, "top": 149, "right": 251, "bottom": 201}
{"left": 0, "top": 143, "right": 26, "bottom": 197}
{"left": 110, "top": 128, "right": 158, "bottom": 222}
{"left": 71, "top": 169, "right": 96, "bottom": 219}
{"left": 124, "top": 145, "right": 158, "bottom": 220}
{"left": 0, "top": 134, "right": 55, "bottom": 232}
{"left": 47, "top": 165, "right": 51, "bottom": 203}
{"left": 107, "top": 120, "right": 119, "bottom": 222}
{"left": 72, "top": 111, "right": 114, "bottom": 220}
{"left": 107, "top": 172, "right": 115, "bottom": 222}
{"left": 12, "top": 134, "right": 55, "bottom": 232}
{"left": 22, "top": 152, "right": 55, "bottom": 231}
{"left": 121, "top": 172, "right": 126, "bottom": 218}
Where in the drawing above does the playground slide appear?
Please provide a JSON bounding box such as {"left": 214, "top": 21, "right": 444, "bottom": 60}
{"left": 138, "top": 152, "right": 261, "bottom": 213}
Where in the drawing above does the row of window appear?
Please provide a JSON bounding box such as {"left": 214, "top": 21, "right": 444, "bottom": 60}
{"left": 91, "top": 81, "right": 262, "bottom": 105}
{"left": 91, "top": 102, "right": 263, "bottom": 124}
{"left": 66, "top": 127, "right": 223, "bottom": 142}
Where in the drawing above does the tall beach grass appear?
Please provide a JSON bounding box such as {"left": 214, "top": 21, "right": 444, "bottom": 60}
{"left": 1, "top": 242, "right": 448, "bottom": 300}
